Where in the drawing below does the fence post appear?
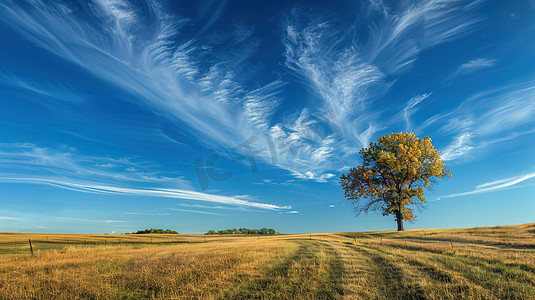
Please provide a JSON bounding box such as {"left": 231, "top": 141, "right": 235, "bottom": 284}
{"left": 380, "top": 236, "right": 382, "bottom": 245}
{"left": 450, "top": 240, "right": 454, "bottom": 249}
{"left": 28, "top": 239, "right": 34, "bottom": 256}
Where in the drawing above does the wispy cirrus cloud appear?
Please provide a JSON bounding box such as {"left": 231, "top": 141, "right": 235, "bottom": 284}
{"left": 476, "top": 85, "right": 535, "bottom": 135}
{"left": 54, "top": 217, "right": 128, "bottom": 223}
{"left": 428, "top": 81, "right": 535, "bottom": 161}
{"left": 0, "top": 0, "right": 341, "bottom": 182}
{"left": 0, "top": 216, "right": 25, "bottom": 221}
{"left": 0, "top": 0, "right": 486, "bottom": 182}
{"left": 0, "top": 177, "right": 292, "bottom": 211}
{"left": 0, "top": 143, "right": 291, "bottom": 211}
{"left": 434, "top": 171, "right": 535, "bottom": 200}
{"left": 0, "top": 0, "right": 493, "bottom": 185}
{"left": 125, "top": 212, "right": 170, "bottom": 216}
{"left": 404, "top": 93, "right": 431, "bottom": 131}
{"left": 476, "top": 173, "right": 535, "bottom": 190}
{"left": 0, "top": 72, "right": 85, "bottom": 103}
{"left": 0, "top": 1, "right": 276, "bottom": 156}
{"left": 282, "top": 0, "right": 485, "bottom": 164}
{"left": 0, "top": 142, "right": 192, "bottom": 189}
{"left": 458, "top": 58, "right": 496, "bottom": 73}
{"left": 363, "top": 0, "right": 484, "bottom": 75}
{"left": 441, "top": 132, "right": 473, "bottom": 161}
{"left": 178, "top": 203, "right": 248, "bottom": 211}
{"left": 283, "top": 8, "right": 388, "bottom": 151}
{"left": 443, "top": 57, "right": 496, "bottom": 83}
{"left": 165, "top": 208, "right": 223, "bottom": 216}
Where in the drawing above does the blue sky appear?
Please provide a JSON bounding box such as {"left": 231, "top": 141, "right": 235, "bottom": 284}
{"left": 1, "top": 0, "right": 534, "bottom": 234}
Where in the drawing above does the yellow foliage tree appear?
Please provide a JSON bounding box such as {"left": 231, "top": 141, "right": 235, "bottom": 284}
{"left": 340, "top": 132, "right": 451, "bottom": 231}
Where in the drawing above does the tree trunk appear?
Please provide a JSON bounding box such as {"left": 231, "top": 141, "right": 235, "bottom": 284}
{"left": 395, "top": 203, "right": 404, "bottom": 231}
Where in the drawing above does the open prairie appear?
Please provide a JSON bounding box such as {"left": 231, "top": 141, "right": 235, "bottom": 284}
{"left": 1, "top": 223, "right": 535, "bottom": 299}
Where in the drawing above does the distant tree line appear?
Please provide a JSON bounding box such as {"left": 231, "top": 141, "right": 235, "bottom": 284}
{"left": 133, "top": 229, "right": 178, "bottom": 234}
{"left": 206, "top": 228, "right": 279, "bottom": 235}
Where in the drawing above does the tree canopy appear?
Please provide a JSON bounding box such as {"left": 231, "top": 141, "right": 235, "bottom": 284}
{"left": 340, "top": 132, "right": 451, "bottom": 231}
{"left": 206, "top": 228, "right": 278, "bottom": 235}
{"left": 133, "top": 229, "right": 178, "bottom": 234}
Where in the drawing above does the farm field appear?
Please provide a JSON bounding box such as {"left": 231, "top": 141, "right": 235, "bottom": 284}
{"left": 1, "top": 223, "right": 535, "bottom": 299}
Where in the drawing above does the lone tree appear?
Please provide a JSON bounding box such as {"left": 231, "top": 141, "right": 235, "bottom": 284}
{"left": 340, "top": 132, "right": 451, "bottom": 231}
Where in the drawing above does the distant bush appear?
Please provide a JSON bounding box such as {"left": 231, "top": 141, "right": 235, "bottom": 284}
{"left": 206, "top": 228, "right": 279, "bottom": 235}
{"left": 133, "top": 229, "right": 178, "bottom": 234}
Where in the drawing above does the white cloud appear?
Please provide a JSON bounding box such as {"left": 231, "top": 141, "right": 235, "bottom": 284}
{"left": 434, "top": 82, "right": 535, "bottom": 161}
{"left": 0, "top": 72, "right": 84, "bottom": 102}
{"left": 475, "top": 172, "right": 535, "bottom": 191}
{"left": 336, "top": 166, "right": 351, "bottom": 173}
{"left": 125, "top": 212, "right": 170, "bottom": 216}
{"left": 282, "top": 0, "right": 484, "bottom": 168}
{"left": 165, "top": 208, "right": 223, "bottom": 216}
{"left": 435, "top": 171, "right": 535, "bottom": 200}
{"left": 0, "top": 0, "right": 486, "bottom": 181}
{"left": 441, "top": 132, "right": 473, "bottom": 161}
{"left": 0, "top": 216, "right": 24, "bottom": 221}
{"left": 290, "top": 171, "right": 335, "bottom": 183}
{"left": 243, "top": 81, "right": 285, "bottom": 131}
{"left": 477, "top": 85, "right": 535, "bottom": 135}
{"left": 458, "top": 58, "right": 496, "bottom": 74}
{"left": 363, "top": 0, "right": 484, "bottom": 74}
{"left": 311, "top": 135, "right": 336, "bottom": 162}
{"left": 0, "top": 1, "right": 347, "bottom": 182}
{"left": 0, "top": 143, "right": 293, "bottom": 212}
{"left": 55, "top": 217, "right": 128, "bottom": 223}
{"left": 443, "top": 57, "right": 496, "bottom": 83}
{"left": 0, "top": 177, "right": 292, "bottom": 211}
{"left": 404, "top": 93, "right": 431, "bottom": 131}
{"left": 0, "top": 143, "right": 193, "bottom": 189}
{"left": 178, "top": 203, "right": 244, "bottom": 211}
{"left": 283, "top": 13, "right": 387, "bottom": 150}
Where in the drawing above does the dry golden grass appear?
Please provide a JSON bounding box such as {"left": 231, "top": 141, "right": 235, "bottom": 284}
{"left": 1, "top": 223, "right": 534, "bottom": 299}
{"left": 0, "top": 237, "right": 288, "bottom": 299}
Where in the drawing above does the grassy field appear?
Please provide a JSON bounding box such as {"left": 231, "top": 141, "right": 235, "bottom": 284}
{"left": 1, "top": 223, "right": 534, "bottom": 299}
